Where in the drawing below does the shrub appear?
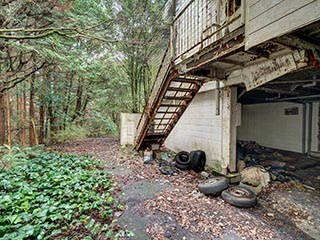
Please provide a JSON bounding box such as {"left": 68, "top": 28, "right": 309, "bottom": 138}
{"left": 53, "top": 124, "right": 89, "bottom": 142}
{"left": 86, "top": 113, "right": 119, "bottom": 137}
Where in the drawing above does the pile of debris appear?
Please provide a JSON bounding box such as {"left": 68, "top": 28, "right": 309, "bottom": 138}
{"left": 143, "top": 149, "right": 207, "bottom": 176}
{"left": 237, "top": 140, "right": 298, "bottom": 182}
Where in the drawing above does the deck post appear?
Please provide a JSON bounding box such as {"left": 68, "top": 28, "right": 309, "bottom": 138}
{"left": 221, "top": 86, "right": 237, "bottom": 173}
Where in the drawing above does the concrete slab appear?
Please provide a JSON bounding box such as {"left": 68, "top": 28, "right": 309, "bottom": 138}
{"left": 269, "top": 190, "right": 320, "bottom": 240}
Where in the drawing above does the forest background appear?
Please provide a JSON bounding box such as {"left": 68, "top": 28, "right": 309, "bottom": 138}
{"left": 0, "top": 0, "right": 168, "bottom": 148}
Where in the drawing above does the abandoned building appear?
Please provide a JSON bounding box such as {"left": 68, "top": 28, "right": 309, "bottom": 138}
{"left": 126, "top": 0, "right": 320, "bottom": 173}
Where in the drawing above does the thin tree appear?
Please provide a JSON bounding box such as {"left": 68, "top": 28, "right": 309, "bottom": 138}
{"left": 6, "top": 93, "right": 12, "bottom": 154}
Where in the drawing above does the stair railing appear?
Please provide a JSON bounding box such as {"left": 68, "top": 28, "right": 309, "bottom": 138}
{"left": 135, "top": 42, "right": 172, "bottom": 149}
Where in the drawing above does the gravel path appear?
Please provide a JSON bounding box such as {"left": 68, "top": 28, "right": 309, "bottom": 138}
{"left": 51, "top": 137, "right": 319, "bottom": 240}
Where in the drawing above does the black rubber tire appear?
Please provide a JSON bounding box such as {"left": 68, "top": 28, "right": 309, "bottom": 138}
{"left": 190, "top": 150, "right": 206, "bottom": 172}
{"left": 174, "top": 151, "right": 191, "bottom": 165}
{"left": 221, "top": 186, "right": 257, "bottom": 208}
{"left": 175, "top": 162, "right": 191, "bottom": 170}
{"left": 198, "top": 176, "right": 229, "bottom": 195}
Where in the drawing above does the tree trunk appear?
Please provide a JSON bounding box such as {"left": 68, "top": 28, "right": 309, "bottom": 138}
{"left": 47, "top": 76, "right": 58, "bottom": 134}
{"left": 39, "top": 103, "right": 45, "bottom": 144}
{"left": 63, "top": 73, "right": 73, "bottom": 128}
{"left": 29, "top": 79, "right": 36, "bottom": 146}
{"left": 73, "top": 79, "right": 83, "bottom": 121}
{"left": 6, "top": 93, "right": 11, "bottom": 154}
{"left": 0, "top": 92, "right": 5, "bottom": 145}
{"left": 19, "top": 95, "right": 26, "bottom": 147}
{"left": 39, "top": 71, "right": 45, "bottom": 144}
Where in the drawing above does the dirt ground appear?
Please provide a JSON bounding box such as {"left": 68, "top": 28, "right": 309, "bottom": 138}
{"left": 51, "top": 137, "right": 320, "bottom": 240}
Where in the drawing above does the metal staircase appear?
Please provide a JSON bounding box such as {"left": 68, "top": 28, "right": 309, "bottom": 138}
{"left": 134, "top": 47, "right": 206, "bottom": 151}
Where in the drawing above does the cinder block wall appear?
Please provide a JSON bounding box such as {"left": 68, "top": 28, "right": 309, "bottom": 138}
{"left": 166, "top": 90, "right": 223, "bottom": 168}
{"left": 120, "top": 113, "right": 141, "bottom": 145}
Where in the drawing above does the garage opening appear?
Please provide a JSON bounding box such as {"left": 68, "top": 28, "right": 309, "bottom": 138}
{"left": 237, "top": 67, "right": 320, "bottom": 188}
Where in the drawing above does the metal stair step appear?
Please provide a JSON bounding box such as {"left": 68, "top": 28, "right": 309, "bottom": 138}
{"left": 163, "top": 95, "right": 192, "bottom": 100}
{"left": 171, "top": 77, "right": 198, "bottom": 83}
{"left": 157, "top": 111, "right": 179, "bottom": 114}
{"left": 160, "top": 103, "right": 185, "bottom": 107}
{"left": 167, "top": 87, "right": 197, "bottom": 92}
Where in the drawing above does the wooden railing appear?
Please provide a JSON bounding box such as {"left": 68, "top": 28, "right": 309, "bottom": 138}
{"left": 172, "top": 0, "right": 243, "bottom": 63}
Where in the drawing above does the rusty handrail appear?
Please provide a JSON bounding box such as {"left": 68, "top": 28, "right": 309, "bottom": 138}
{"left": 137, "top": 44, "right": 170, "bottom": 124}
{"left": 136, "top": 43, "right": 170, "bottom": 128}
{"left": 135, "top": 41, "right": 172, "bottom": 148}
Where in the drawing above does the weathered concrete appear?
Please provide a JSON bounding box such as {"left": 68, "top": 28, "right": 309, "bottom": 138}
{"left": 269, "top": 190, "right": 320, "bottom": 240}
{"left": 120, "top": 113, "right": 141, "bottom": 146}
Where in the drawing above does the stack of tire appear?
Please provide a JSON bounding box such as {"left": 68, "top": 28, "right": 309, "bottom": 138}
{"left": 174, "top": 150, "right": 206, "bottom": 172}
{"left": 174, "top": 150, "right": 257, "bottom": 208}
{"left": 198, "top": 176, "right": 257, "bottom": 208}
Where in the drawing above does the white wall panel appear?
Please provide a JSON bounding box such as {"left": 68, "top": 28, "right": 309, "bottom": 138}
{"left": 238, "top": 102, "right": 319, "bottom": 153}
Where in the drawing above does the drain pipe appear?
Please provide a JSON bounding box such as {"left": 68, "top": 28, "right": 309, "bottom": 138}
{"left": 216, "top": 80, "right": 220, "bottom": 115}
{"left": 266, "top": 94, "right": 320, "bottom": 102}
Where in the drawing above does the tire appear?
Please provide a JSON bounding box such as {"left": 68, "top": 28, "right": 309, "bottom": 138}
{"left": 221, "top": 186, "right": 257, "bottom": 208}
{"left": 175, "top": 162, "right": 191, "bottom": 170}
{"left": 198, "top": 176, "right": 229, "bottom": 195}
{"left": 190, "top": 150, "right": 206, "bottom": 172}
{"left": 174, "top": 151, "right": 191, "bottom": 165}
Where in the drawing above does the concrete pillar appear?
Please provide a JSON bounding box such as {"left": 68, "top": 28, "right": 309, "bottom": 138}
{"left": 221, "top": 86, "right": 237, "bottom": 172}
{"left": 120, "top": 113, "right": 142, "bottom": 145}
{"left": 302, "top": 103, "right": 307, "bottom": 154}
{"left": 307, "top": 102, "right": 313, "bottom": 155}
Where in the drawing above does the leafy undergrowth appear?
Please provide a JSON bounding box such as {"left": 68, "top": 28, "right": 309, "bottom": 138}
{"left": 0, "top": 149, "right": 131, "bottom": 240}
{"left": 53, "top": 124, "right": 89, "bottom": 143}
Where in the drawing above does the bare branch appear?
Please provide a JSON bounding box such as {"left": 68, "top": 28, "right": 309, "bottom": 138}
{"left": 0, "top": 62, "right": 46, "bottom": 93}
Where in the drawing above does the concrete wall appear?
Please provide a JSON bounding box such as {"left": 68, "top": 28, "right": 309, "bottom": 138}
{"left": 166, "top": 89, "right": 223, "bottom": 169}
{"left": 120, "top": 113, "right": 141, "bottom": 145}
{"left": 166, "top": 87, "right": 319, "bottom": 167}
{"left": 238, "top": 102, "right": 319, "bottom": 153}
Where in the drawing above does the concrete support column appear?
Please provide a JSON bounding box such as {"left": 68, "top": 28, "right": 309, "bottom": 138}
{"left": 302, "top": 103, "right": 307, "bottom": 154}
{"left": 307, "top": 102, "right": 313, "bottom": 155}
{"left": 221, "top": 86, "right": 237, "bottom": 172}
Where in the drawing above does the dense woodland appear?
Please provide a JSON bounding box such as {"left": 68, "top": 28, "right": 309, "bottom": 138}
{"left": 0, "top": 0, "right": 168, "bottom": 148}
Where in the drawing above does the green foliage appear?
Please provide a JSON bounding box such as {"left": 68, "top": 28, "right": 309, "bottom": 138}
{"left": 85, "top": 110, "right": 119, "bottom": 137}
{"left": 114, "top": 0, "right": 168, "bottom": 113}
{"left": 0, "top": 145, "right": 43, "bottom": 171}
{"left": 53, "top": 124, "right": 89, "bottom": 142}
{"left": 1, "top": 0, "right": 168, "bottom": 144}
{"left": 0, "top": 151, "right": 128, "bottom": 239}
